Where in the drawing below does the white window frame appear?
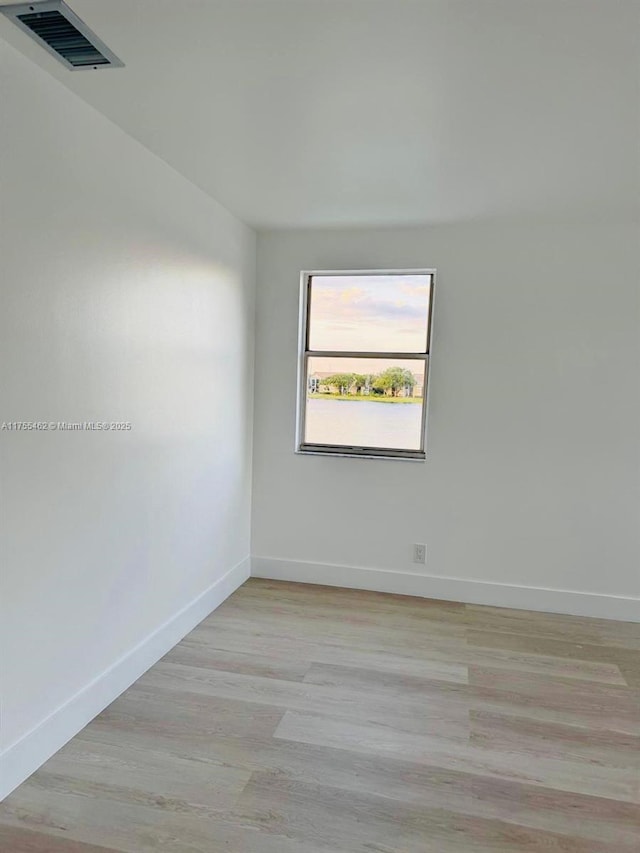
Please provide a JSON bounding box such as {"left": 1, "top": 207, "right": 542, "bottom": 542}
{"left": 295, "top": 269, "right": 435, "bottom": 461}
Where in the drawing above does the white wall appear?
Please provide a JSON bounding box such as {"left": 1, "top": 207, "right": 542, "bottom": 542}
{"left": 251, "top": 224, "right": 640, "bottom": 619}
{"left": 0, "top": 40, "right": 255, "bottom": 793}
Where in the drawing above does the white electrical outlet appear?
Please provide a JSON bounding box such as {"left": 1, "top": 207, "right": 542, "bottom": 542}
{"left": 413, "top": 543, "right": 426, "bottom": 564}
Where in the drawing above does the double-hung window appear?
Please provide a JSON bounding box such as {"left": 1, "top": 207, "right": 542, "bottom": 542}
{"left": 296, "top": 269, "right": 434, "bottom": 460}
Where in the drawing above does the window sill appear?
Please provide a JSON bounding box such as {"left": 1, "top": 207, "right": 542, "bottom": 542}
{"left": 296, "top": 446, "right": 426, "bottom": 462}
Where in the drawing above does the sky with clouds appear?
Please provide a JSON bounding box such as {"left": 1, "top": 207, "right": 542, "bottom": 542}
{"left": 307, "top": 274, "right": 430, "bottom": 375}
{"left": 309, "top": 274, "right": 431, "bottom": 352}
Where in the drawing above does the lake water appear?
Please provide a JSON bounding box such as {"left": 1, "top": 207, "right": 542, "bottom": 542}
{"left": 304, "top": 398, "right": 422, "bottom": 450}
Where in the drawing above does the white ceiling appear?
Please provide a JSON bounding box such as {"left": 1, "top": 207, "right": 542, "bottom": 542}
{"left": 1, "top": 0, "right": 638, "bottom": 229}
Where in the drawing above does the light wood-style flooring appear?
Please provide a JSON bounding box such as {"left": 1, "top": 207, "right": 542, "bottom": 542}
{"left": 1, "top": 579, "right": 639, "bottom": 852}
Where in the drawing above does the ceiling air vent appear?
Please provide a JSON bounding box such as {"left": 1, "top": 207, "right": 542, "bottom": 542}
{"left": 1, "top": 1, "right": 123, "bottom": 70}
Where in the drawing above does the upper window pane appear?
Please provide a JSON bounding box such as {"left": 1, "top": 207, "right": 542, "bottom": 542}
{"left": 308, "top": 273, "right": 432, "bottom": 353}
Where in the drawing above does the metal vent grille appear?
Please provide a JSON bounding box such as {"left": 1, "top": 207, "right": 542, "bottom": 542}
{"left": 1, "top": 1, "right": 123, "bottom": 70}
{"left": 17, "top": 10, "right": 109, "bottom": 66}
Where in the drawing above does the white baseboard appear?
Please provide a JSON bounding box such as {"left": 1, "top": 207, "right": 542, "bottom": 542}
{"left": 251, "top": 556, "right": 640, "bottom": 623}
{"left": 0, "top": 557, "right": 250, "bottom": 802}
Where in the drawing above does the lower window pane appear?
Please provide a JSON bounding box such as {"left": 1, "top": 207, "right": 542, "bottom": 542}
{"left": 304, "top": 357, "right": 425, "bottom": 451}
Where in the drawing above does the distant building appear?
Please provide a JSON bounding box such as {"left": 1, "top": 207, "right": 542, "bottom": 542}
{"left": 308, "top": 372, "right": 334, "bottom": 393}
{"left": 407, "top": 373, "right": 424, "bottom": 397}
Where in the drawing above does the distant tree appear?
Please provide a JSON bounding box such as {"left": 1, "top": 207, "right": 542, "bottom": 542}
{"left": 322, "top": 373, "right": 355, "bottom": 395}
{"left": 372, "top": 367, "right": 415, "bottom": 397}
{"left": 352, "top": 374, "right": 367, "bottom": 394}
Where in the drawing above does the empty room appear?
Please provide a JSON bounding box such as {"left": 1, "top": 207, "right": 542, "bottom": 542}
{"left": 0, "top": 1, "right": 639, "bottom": 851}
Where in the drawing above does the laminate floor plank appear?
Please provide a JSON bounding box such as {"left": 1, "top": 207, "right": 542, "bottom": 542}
{"left": 138, "top": 661, "right": 470, "bottom": 738}
{"left": 469, "top": 709, "right": 640, "bottom": 767}
{"left": 467, "top": 629, "right": 639, "bottom": 672}
{"left": 465, "top": 605, "right": 640, "bottom": 649}
{"left": 206, "top": 598, "right": 469, "bottom": 643}
{"left": 79, "top": 691, "right": 281, "bottom": 774}
{"left": 255, "top": 738, "right": 640, "bottom": 845}
{"left": 161, "top": 642, "right": 312, "bottom": 682}
{"left": 0, "top": 785, "right": 332, "bottom": 853}
{"left": 195, "top": 621, "right": 628, "bottom": 685}
{"left": 301, "top": 658, "right": 638, "bottom": 735}
{"left": 1, "top": 578, "right": 638, "bottom": 852}
{"left": 222, "top": 578, "right": 467, "bottom": 622}
{"left": 460, "top": 641, "right": 627, "bottom": 683}
{"left": 468, "top": 666, "right": 640, "bottom": 732}
{"left": 184, "top": 625, "right": 470, "bottom": 683}
{"left": 229, "top": 771, "right": 638, "bottom": 853}
{"left": 29, "top": 737, "right": 252, "bottom": 814}
{"left": 273, "top": 710, "right": 638, "bottom": 802}
{"left": 94, "top": 684, "right": 285, "bottom": 740}
{"left": 303, "top": 660, "right": 468, "bottom": 695}
{"left": 0, "top": 826, "right": 120, "bottom": 853}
